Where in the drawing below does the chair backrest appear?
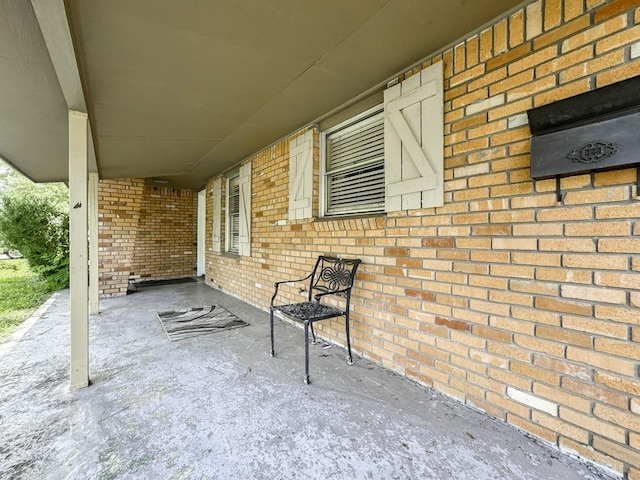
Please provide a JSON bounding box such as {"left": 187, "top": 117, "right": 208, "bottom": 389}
{"left": 308, "top": 256, "right": 361, "bottom": 301}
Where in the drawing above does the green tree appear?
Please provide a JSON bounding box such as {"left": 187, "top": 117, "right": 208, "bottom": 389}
{"left": 0, "top": 163, "right": 69, "bottom": 290}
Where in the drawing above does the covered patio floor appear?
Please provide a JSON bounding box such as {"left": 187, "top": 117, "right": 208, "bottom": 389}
{"left": 1, "top": 282, "right": 614, "bottom": 479}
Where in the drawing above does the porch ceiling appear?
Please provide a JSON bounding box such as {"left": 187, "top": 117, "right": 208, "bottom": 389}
{"left": 1, "top": 0, "right": 524, "bottom": 190}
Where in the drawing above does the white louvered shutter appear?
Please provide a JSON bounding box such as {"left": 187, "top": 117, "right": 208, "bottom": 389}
{"left": 227, "top": 176, "right": 240, "bottom": 253}
{"left": 238, "top": 162, "right": 251, "bottom": 256}
{"left": 324, "top": 107, "right": 385, "bottom": 216}
{"left": 289, "top": 131, "right": 313, "bottom": 220}
{"left": 211, "top": 178, "right": 222, "bottom": 253}
{"left": 384, "top": 61, "right": 444, "bottom": 212}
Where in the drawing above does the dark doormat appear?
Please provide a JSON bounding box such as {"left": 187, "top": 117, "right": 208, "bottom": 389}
{"left": 157, "top": 305, "right": 249, "bottom": 341}
{"left": 134, "top": 277, "right": 197, "bottom": 288}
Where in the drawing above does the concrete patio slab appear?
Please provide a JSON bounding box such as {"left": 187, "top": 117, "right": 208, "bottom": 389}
{"left": 0, "top": 282, "right": 615, "bottom": 479}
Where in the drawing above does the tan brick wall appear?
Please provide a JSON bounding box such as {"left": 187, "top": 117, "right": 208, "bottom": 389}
{"left": 98, "top": 178, "right": 144, "bottom": 296}
{"left": 98, "top": 179, "right": 197, "bottom": 296}
{"left": 205, "top": 1, "right": 640, "bottom": 477}
{"left": 130, "top": 184, "right": 197, "bottom": 281}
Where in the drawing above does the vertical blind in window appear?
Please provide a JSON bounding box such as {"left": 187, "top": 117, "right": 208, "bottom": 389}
{"left": 227, "top": 175, "right": 240, "bottom": 254}
{"left": 324, "top": 107, "right": 385, "bottom": 216}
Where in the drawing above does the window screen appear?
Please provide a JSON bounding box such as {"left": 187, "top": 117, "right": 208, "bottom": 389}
{"left": 323, "top": 106, "right": 385, "bottom": 216}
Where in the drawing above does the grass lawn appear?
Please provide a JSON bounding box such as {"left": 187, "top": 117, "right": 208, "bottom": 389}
{"left": 0, "top": 259, "right": 51, "bottom": 340}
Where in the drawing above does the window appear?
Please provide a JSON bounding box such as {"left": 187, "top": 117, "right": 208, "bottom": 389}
{"left": 316, "top": 62, "right": 443, "bottom": 216}
{"left": 321, "top": 105, "right": 385, "bottom": 216}
{"left": 211, "top": 178, "right": 222, "bottom": 253}
{"left": 216, "top": 163, "right": 251, "bottom": 256}
{"left": 226, "top": 174, "right": 240, "bottom": 254}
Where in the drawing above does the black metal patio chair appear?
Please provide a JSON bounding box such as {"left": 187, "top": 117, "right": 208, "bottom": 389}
{"left": 269, "top": 255, "right": 361, "bottom": 384}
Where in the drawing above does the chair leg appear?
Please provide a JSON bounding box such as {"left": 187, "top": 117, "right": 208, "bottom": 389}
{"left": 345, "top": 314, "right": 353, "bottom": 366}
{"left": 304, "top": 321, "right": 310, "bottom": 385}
{"left": 269, "top": 308, "right": 275, "bottom": 357}
{"left": 310, "top": 322, "right": 318, "bottom": 344}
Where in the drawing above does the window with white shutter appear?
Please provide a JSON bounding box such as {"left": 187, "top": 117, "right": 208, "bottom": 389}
{"left": 212, "top": 178, "right": 222, "bottom": 253}
{"left": 226, "top": 174, "right": 240, "bottom": 254}
{"left": 321, "top": 105, "right": 385, "bottom": 216}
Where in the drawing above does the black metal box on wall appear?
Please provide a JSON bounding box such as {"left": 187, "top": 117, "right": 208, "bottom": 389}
{"left": 527, "top": 75, "right": 640, "bottom": 197}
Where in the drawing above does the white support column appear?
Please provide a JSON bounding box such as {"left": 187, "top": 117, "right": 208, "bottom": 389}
{"left": 88, "top": 172, "right": 99, "bottom": 315}
{"left": 69, "top": 110, "right": 89, "bottom": 390}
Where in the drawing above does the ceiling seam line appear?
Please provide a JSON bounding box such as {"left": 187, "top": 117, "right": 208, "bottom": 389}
{"left": 186, "top": 0, "right": 394, "bottom": 175}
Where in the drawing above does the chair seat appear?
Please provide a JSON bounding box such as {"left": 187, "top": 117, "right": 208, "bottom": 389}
{"left": 274, "top": 302, "right": 345, "bottom": 322}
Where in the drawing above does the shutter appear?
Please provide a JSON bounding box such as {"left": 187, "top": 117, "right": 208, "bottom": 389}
{"left": 325, "top": 108, "right": 385, "bottom": 216}
{"left": 384, "top": 61, "right": 444, "bottom": 212}
{"left": 288, "top": 130, "right": 313, "bottom": 220}
{"left": 227, "top": 175, "right": 240, "bottom": 254}
{"left": 238, "top": 162, "right": 251, "bottom": 256}
{"left": 211, "top": 178, "right": 222, "bottom": 253}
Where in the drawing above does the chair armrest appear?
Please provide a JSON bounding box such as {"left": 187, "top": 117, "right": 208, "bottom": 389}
{"left": 270, "top": 273, "right": 313, "bottom": 307}
{"left": 273, "top": 272, "right": 312, "bottom": 288}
